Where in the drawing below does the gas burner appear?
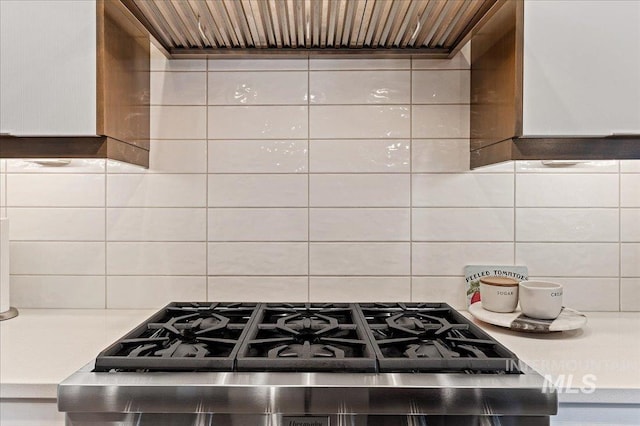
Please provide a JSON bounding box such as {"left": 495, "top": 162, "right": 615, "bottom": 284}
{"left": 155, "top": 341, "right": 210, "bottom": 358}
{"left": 95, "top": 302, "right": 520, "bottom": 374}
{"left": 404, "top": 340, "right": 460, "bottom": 359}
{"left": 268, "top": 342, "right": 346, "bottom": 359}
{"left": 95, "top": 302, "right": 259, "bottom": 372}
{"left": 358, "top": 303, "right": 520, "bottom": 373}
{"left": 383, "top": 312, "right": 470, "bottom": 336}
{"left": 259, "top": 312, "right": 338, "bottom": 335}
{"left": 236, "top": 303, "right": 377, "bottom": 371}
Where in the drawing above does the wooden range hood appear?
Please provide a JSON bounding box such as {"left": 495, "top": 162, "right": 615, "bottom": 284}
{"left": 470, "top": 0, "right": 640, "bottom": 168}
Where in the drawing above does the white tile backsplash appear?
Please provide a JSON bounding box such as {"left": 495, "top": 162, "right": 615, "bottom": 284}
{"left": 108, "top": 140, "right": 208, "bottom": 174}
{"left": 412, "top": 174, "right": 514, "bottom": 207}
{"left": 7, "top": 174, "right": 105, "bottom": 207}
{"left": 412, "top": 70, "right": 470, "bottom": 104}
{"left": 621, "top": 160, "right": 640, "bottom": 173}
{"left": 151, "top": 72, "right": 207, "bottom": 105}
{"left": 621, "top": 174, "right": 640, "bottom": 207}
{"left": 208, "top": 174, "right": 307, "bottom": 207}
{"left": 107, "top": 174, "right": 206, "bottom": 207}
{"left": 310, "top": 208, "right": 410, "bottom": 241}
{"left": 621, "top": 209, "right": 640, "bottom": 242}
{"left": 621, "top": 244, "right": 640, "bottom": 277}
{"left": 309, "top": 140, "right": 409, "bottom": 173}
{"left": 516, "top": 160, "right": 619, "bottom": 173}
{"left": 310, "top": 71, "right": 410, "bottom": 104}
{"left": 412, "top": 140, "right": 514, "bottom": 173}
{"left": 107, "top": 242, "right": 206, "bottom": 275}
{"left": 412, "top": 105, "right": 470, "bottom": 138}
{"left": 150, "top": 106, "right": 207, "bottom": 139}
{"left": 412, "top": 208, "right": 514, "bottom": 241}
{"left": 516, "top": 243, "right": 619, "bottom": 277}
{"left": 7, "top": 158, "right": 106, "bottom": 173}
{"left": 0, "top": 169, "right": 5, "bottom": 213}
{"left": 10, "top": 242, "right": 105, "bottom": 275}
{"left": 208, "top": 71, "right": 308, "bottom": 105}
{"left": 208, "top": 277, "right": 308, "bottom": 302}
{"left": 516, "top": 174, "right": 619, "bottom": 207}
{"left": 309, "top": 277, "right": 411, "bottom": 302}
{"left": 208, "top": 243, "right": 308, "bottom": 275}
{"left": 621, "top": 278, "right": 640, "bottom": 311}
{"left": 310, "top": 105, "right": 410, "bottom": 139}
{"left": 208, "top": 140, "right": 308, "bottom": 173}
{"left": 107, "top": 208, "right": 206, "bottom": 241}
{"left": 4, "top": 53, "right": 631, "bottom": 311}
{"left": 412, "top": 139, "right": 470, "bottom": 173}
{"left": 516, "top": 208, "right": 619, "bottom": 242}
{"left": 310, "top": 243, "right": 410, "bottom": 276}
{"left": 11, "top": 275, "right": 105, "bottom": 308}
{"left": 310, "top": 174, "right": 410, "bottom": 207}
{"left": 209, "top": 208, "right": 308, "bottom": 241}
{"left": 8, "top": 208, "right": 105, "bottom": 241}
{"left": 208, "top": 106, "right": 308, "bottom": 139}
{"left": 107, "top": 276, "right": 207, "bottom": 309}
{"left": 412, "top": 243, "right": 514, "bottom": 276}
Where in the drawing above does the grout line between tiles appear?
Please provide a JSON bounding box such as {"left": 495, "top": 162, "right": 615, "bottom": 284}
{"left": 409, "top": 56, "right": 413, "bottom": 301}
{"left": 13, "top": 170, "right": 516, "bottom": 176}
{"left": 104, "top": 159, "right": 107, "bottom": 308}
{"left": 10, "top": 239, "right": 624, "bottom": 244}
{"left": 619, "top": 163, "right": 622, "bottom": 311}
{"left": 514, "top": 163, "right": 517, "bottom": 266}
{"left": 206, "top": 58, "right": 210, "bottom": 302}
{"left": 307, "top": 56, "right": 311, "bottom": 302}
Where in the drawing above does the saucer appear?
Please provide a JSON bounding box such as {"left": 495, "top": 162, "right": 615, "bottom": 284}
{"left": 468, "top": 302, "right": 587, "bottom": 333}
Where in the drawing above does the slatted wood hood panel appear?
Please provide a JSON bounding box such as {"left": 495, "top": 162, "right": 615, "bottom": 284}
{"left": 121, "top": 0, "right": 499, "bottom": 58}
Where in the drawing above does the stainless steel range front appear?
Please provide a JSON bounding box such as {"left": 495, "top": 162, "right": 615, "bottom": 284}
{"left": 57, "top": 302, "right": 557, "bottom": 425}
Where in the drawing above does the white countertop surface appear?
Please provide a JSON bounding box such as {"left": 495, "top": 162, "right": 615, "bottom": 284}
{"left": 463, "top": 311, "right": 640, "bottom": 404}
{"left": 1, "top": 309, "right": 638, "bottom": 404}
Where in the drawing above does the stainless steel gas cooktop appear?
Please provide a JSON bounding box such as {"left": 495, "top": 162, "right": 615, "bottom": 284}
{"left": 58, "top": 302, "right": 557, "bottom": 426}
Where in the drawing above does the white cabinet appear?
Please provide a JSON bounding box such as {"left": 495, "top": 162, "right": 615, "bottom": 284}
{"left": 0, "top": 0, "right": 150, "bottom": 167}
{"left": 0, "top": 1, "right": 97, "bottom": 136}
{"left": 470, "top": 0, "right": 640, "bottom": 168}
{"left": 522, "top": 0, "right": 640, "bottom": 136}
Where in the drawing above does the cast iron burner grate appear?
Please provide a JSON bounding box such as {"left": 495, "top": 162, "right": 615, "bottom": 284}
{"left": 93, "top": 302, "right": 522, "bottom": 374}
{"left": 94, "top": 302, "right": 259, "bottom": 372}
{"left": 236, "top": 303, "right": 377, "bottom": 372}
{"left": 357, "top": 303, "right": 521, "bottom": 373}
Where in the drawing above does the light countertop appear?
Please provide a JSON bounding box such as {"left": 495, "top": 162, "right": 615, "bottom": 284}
{"left": 1, "top": 309, "right": 638, "bottom": 404}
{"left": 463, "top": 311, "right": 640, "bottom": 404}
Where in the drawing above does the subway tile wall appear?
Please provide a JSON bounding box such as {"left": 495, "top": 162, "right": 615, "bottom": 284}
{"left": 1, "top": 44, "right": 638, "bottom": 311}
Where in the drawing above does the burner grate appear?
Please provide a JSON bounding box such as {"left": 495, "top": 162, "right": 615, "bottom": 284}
{"left": 236, "top": 303, "right": 377, "bottom": 372}
{"left": 94, "top": 302, "right": 259, "bottom": 372}
{"left": 357, "top": 302, "right": 521, "bottom": 373}
{"left": 94, "top": 301, "right": 521, "bottom": 374}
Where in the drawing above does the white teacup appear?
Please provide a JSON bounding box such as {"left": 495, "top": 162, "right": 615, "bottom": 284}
{"left": 480, "top": 276, "right": 519, "bottom": 313}
{"left": 519, "top": 281, "right": 563, "bottom": 319}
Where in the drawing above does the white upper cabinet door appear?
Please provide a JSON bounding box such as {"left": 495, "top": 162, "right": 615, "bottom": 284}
{"left": 522, "top": 0, "right": 640, "bottom": 136}
{"left": 0, "top": 0, "right": 97, "bottom": 136}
